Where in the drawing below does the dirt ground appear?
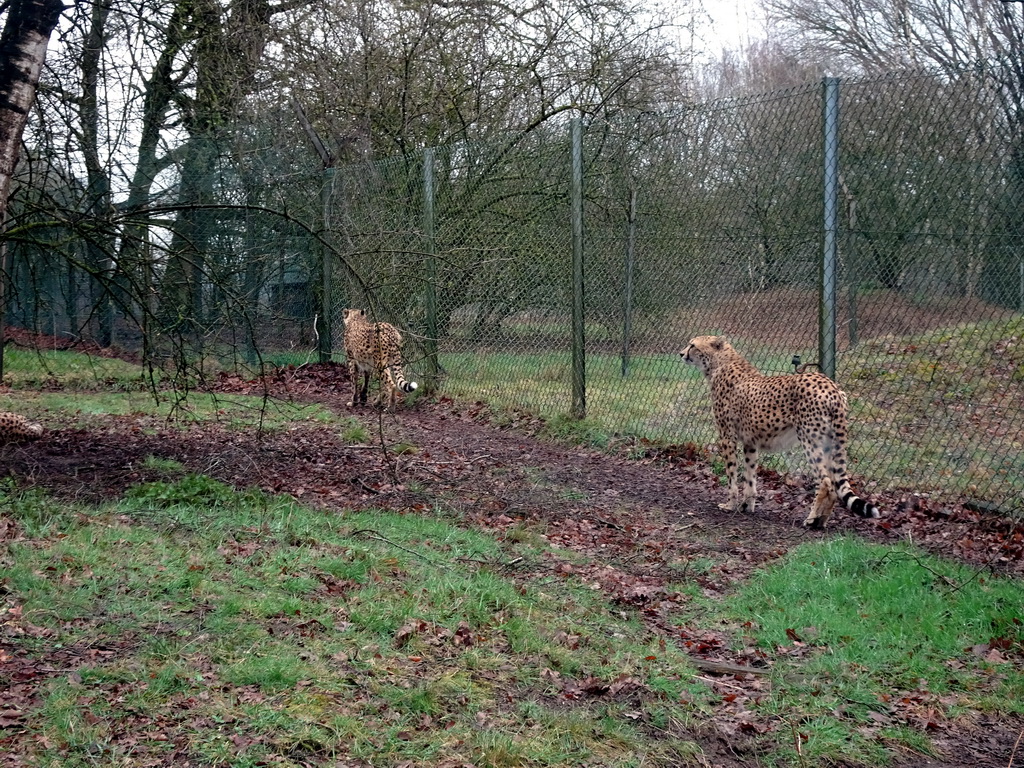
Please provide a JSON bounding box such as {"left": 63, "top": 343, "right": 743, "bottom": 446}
{"left": 1, "top": 361, "right": 1022, "bottom": 766}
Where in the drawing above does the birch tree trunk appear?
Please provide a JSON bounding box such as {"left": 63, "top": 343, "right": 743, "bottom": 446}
{"left": 0, "top": 0, "right": 65, "bottom": 223}
{"left": 0, "top": 0, "right": 65, "bottom": 380}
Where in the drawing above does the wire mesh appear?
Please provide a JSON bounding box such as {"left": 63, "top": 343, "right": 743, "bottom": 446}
{"left": 327, "top": 128, "right": 577, "bottom": 416}
{"left": 836, "top": 69, "right": 1024, "bottom": 509}
{"left": 321, "top": 69, "right": 1024, "bottom": 514}
{"left": 5, "top": 66, "right": 1023, "bottom": 514}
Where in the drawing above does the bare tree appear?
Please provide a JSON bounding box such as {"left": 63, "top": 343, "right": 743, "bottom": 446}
{"left": 696, "top": 39, "right": 824, "bottom": 99}
{"left": 0, "top": 0, "right": 64, "bottom": 379}
{"left": 0, "top": 0, "right": 64, "bottom": 226}
{"left": 269, "top": 0, "right": 688, "bottom": 153}
{"left": 762, "top": 0, "right": 1023, "bottom": 76}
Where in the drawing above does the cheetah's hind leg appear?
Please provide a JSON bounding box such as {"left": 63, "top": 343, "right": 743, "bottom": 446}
{"left": 347, "top": 368, "right": 370, "bottom": 408}
{"left": 737, "top": 443, "right": 759, "bottom": 514}
{"left": 357, "top": 370, "right": 370, "bottom": 405}
{"left": 804, "top": 476, "right": 837, "bottom": 529}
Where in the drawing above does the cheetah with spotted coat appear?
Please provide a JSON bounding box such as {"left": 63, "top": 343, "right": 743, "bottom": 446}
{"left": 342, "top": 308, "right": 418, "bottom": 411}
{"left": 681, "top": 335, "right": 879, "bottom": 529}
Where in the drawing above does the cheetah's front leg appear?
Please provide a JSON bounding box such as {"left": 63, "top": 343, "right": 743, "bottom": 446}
{"left": 718, "top": 438, "right": 741, "bottom": 511}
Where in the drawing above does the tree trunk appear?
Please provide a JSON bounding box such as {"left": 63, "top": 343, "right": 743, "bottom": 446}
{"left": 80, "top": 0, "right": 115, "bottom": 346}
{"left": 156, "top": 0, "right": 284, "bottom": 350}
{"left": 0, "top": 0, "right": 64, "bottom": 378}
{"left": 0, "top": 0, "right": 64, "bottom": 225}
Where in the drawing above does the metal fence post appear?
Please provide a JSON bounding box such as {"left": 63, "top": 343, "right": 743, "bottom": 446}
{"left": 423, "top": 148, "right": 439, "bottom": 394}
{"left": 622, "top": 183, "right": 636, "bottom": 378}
{"left": 0, "top": 232, "right": 7, "bottom": 382}
{"left": 570, "top": 118, "right": 586, "bottom": 418}
{"left": 318, "top": 168, "right": 334, "bottom": 363}
{"left": 820, "top": 77, "right": 840, "bottom": 379}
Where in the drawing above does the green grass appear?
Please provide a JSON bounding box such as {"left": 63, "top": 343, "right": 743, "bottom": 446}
{"left": 703, "top": 536, "right": 1024, "bottom": 766}
{"left": 837, "top": 316, "right": 1024, "bottom": 505}
{"left": 442, "top": 350, "right": 702, "bottom": 441}
{"left": 2, "top": 477, "right": 714, "bottom": 767}
{"left": 0, "top": 388, "right": 336, "bottom": 433}
{"left": 1, "top": 346, "right": 150, "bottom": 389}
{"left": 5, "top": 478, "right": 1022, "bottom": 767}
{"left": 0, "top": 346, "right": 339, "bottom": 435}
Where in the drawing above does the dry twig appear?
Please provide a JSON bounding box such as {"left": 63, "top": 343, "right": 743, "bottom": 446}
{"left": 1008, "top": 727, "right": 1024, "bottom": 768}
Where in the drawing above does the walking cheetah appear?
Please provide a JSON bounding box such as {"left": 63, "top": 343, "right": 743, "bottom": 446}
{"left": 0, "top": 412, "right": 43, "bottom": 443}
{"left": 681, "top": 335, "right": 879, "bottom": 529}
{"left": 342, "top": 308, "right": 418, "bottom": 410}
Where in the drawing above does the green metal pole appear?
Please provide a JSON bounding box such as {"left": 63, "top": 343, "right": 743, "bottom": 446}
{"left": 318, "top": 168, "right": 334, "bottom": 363}
{"left": 622, "top": 184, "right": 636, "bottom": 378}
{"left": 820, "top": 77, "right": 840, "bottom": 379}
{"left": 423, "top": 148, "right": 439, "bottom": 394}
{"left": 570, "top": 118, "right": 586, "bottom": 419}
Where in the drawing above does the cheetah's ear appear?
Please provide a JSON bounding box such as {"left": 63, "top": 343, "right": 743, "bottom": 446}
{"left": 710, "top": 337, "right": 725, "bottom": 351}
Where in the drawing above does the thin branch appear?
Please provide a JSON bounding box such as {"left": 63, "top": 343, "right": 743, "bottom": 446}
{"left": 1009, "top": 727, "right": 1024, "bottom": 768}
{"left": 349, "top": 528, "right": 451, "bottom": 570}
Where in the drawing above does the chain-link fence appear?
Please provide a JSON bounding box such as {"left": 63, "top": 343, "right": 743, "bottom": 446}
{"left": 4, "top": 65, "right": 1023, "bottom": 514}
{"left": 323, "top": 68, "right": 1024, "bottom": 515}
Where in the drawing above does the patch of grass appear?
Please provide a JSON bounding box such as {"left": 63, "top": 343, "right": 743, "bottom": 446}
{"left": 139, "top": 455, "right": 186, "bottom": 474}
{"left": 0, "top": 479, "right": 81, "bottom": 537}
{"left": 0, "top": 389, "right": 335, "bottom": 434}
{"left": 443, "top": 350, "right": 697, "bottom": 439}
{"left": 4, "top": 484, "right": 716, "bottom": 767}
{"left": 701, "top": 536, "right": 1024, "bottom": 766}
{"left": 339, "top": 417, "right": 370, "bottom": 443}
{"left": 125, "top": 473, "right": 256, "bottom": 510}
{"left": 837, "top": 316, "right": 1024, "bottom": 508}
{"left": 541, "top": 413, "right": 614, "bottom": 448}
{"left": 0, "top": 345, "right": 336, "bottom": 433}
{"left": 1, "top": 346, "right": 150, "bottom": 389}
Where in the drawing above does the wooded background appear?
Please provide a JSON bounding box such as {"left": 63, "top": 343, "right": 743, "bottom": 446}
{"left": 2, "top": 0, "right": 1022, "bottom": 512}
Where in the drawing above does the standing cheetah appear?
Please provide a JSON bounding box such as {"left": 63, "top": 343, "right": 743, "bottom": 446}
{"left": 342, "top": 309, "right": 418, "bottom": 411}
{"left": 681, "top": 335, "right": 879, "bottom": 529}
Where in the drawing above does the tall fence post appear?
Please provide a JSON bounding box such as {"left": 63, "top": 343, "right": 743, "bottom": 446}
{"left": 621, "top": 183, "right": 636, "bottom": 378}
{"left": 423, "top": 148, "right": 439, "bottom": 394}
{"left": 820, "top": 77, "right": 840, "bottom": 379}
{"left": 318, "top": 168, "right": 334, "bottom": 363}
{"left": 570, "top": 117, "right": 586, "bottom": 419}
{"left": 0, "top": 232, "right": 7, "bottom": 382}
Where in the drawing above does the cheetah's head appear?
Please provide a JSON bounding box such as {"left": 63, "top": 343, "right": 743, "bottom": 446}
{"left": 342, "top": 308, "right": 367, "bottom": 326}
{"left": 680, "top": 335, "right": 730, "bottom": 376}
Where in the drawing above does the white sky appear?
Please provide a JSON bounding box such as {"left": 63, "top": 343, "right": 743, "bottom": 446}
{"left": 687, "top": 0, "right": 769, "bottom": 61}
